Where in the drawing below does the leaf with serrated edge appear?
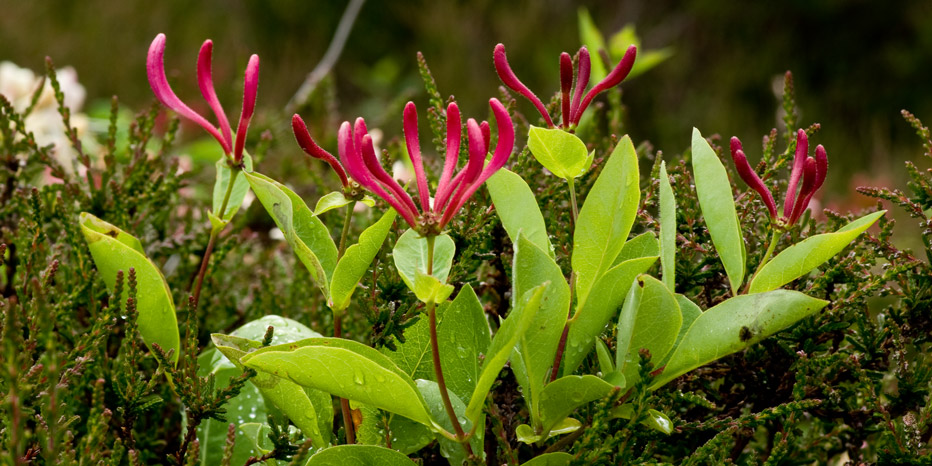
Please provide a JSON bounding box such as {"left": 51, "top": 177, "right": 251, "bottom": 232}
{"left": 330, "top": 209, "right": 396, "bottom": 311}
{"left": 651, "top": 290, "right": 828, "bottom": 389}
{"left": 80, "top": 212, "right": 179, "bottom": 363}
{"left": 573, "top": 134, "right": 640, "bottom": 309}
{"left": 691, "top": 128, "right": 746, "bottom": 294}
{"left": 487, "top": 168, "right": 553, "bottom": 257}
{"left": 749, "top": 211, "right": 885, "bottom": 293}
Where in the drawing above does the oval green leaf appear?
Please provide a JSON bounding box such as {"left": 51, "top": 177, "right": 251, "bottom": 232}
{"left": 691, "top": 128, "right": 746, "bottom": 294}
{"left": 612, "top": 231, "right": 659, "bottom": 267}
{"left": 573, "top": 134, "right": 640, "bottom": 309}
{"left": 651, "top": 290, "right": 829, "bottom": 389}
{"left": 79, "top": 212, "right": 179, "bottom": 363}
{"left": 245, "top": 172, "right": 338, "bottom": 298}
{"left": 417, "top": 379, "right": 482, "bottom": 463}
{"left": 305, "top": 445, "right": 413, "bottom": 466}
{"left": 241, "top": 337, "right": 435, "bottom": 429}
{"left": 212, "top": 152, "right": 253, "bottom": 222}
{"left": 392, "top": 229, "right": 455, "bottom": 291}
{"left": 313, "top": 191, "right": 376, "bottom": 216}
{"left": 538, "top": 375, "right": 616, "bottom": 438}
{"left": 520, "top": 452, "right": 574, "bottom": 466}
{"left": 616, "top": 275, "right": 682, "bottom": 384}
{"left": 659, "top": 160, "right": 677, "bottom": 290}
{"left": 330, "top": 208, "right": 397, "bottom": 311}
{"left": 748, "top": 210, "right": 885, "bottom": 293}
{"left": 486, "top": 168, "right": 553, "bottom": 257}
{"left": 527, "top": 126, "right": 590, "bottom": 179}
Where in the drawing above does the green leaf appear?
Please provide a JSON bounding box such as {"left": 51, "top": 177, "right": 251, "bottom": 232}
{"left": 577, "top": 7, "right": 608, "bottom": 81}
{"left": 616, "top": 275, "right": 682, "bottom": 384}
{"left": 305, "top": 445, "right": 413, "bottom": 466}
{"left": 612, "top": 231, "right": 659, "bottom": 267}
{"left": 515, "top": 418, "right": 581, "bottom": 445}
{"left": 651, "top": 290, "right": 829, "bottom": 389}
{"left": 527, "top": 126, "right": 591, "bottom": 179}
{"left": 466, "top": 284, "right": 547, "bottom": 423}
{"left": 382, "top": 313, "right": 434, "bottom": 382}
{"left": 330, "top": 209, "right": 397, "bottom": 311}
{"left": 241, "top": 338, "right": 436, "bottom": 429}
{"left": 413, "top": 270, "right": 455, "bottom": 305}
{"left": 538, "top": 375, "right": 616, "bottom": 438}
{"left": 212, "top": 152, "right": 253, "bottom": 222}
{"left": 511, "top": 234, "right": 570, "bottom": 425}
{"left": 748, "top": 211, "right": 885, "bottom": 293}
{"left": 436, "top": 285, "right": 492, "bottom": 403}
{"left": 392, "top": 229, "right": 455, "bottom": 292}
{"left": 662, "top": 294, "right": 702, "bottom": 367}
{"left": 691, "top": 128, "right": 746, "bottom": 294}
{"left": 313, "top": 191, "right": 376, "bottom": 216}
{"left": 520, "top": 452, "right": 574, "bottom": 466}
{"left": 238, "top": 423, "right": 275, "bottom": 459}
{"left": 644, "top": 409, "right": 674, "bottom": 435}
{"left": 563, "top": 255, "right": 657, "bottom": 374}
{"left": 354, "top": 404, "right": 433, "bottom": 455}
{"left": 245, "top": 172, "right": 338, "bottom": 298}
{"left": 573, "top": 134, "right": 640, "bottom": 309}
{"left": 486, "top": 168, "right": 553, "bottom": 257}
{"left": 210, "top": 315, "right": 331, "bottom": 448}
{"left": 79, "top": 212, "right": 179, "bottom": 363}
{"left": 595, "top": 338, "right": 615, "bottom": 375}
{"left": 417, "top": 380, "right": 482, "bottom": 464}
{"left": 658, "top": 160, "right": 677, "bottom": 290}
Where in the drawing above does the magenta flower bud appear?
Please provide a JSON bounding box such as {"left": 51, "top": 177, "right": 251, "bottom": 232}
{"left": 292, "top": 114, "right": 349, "bottom": 188}
{"left": 233, "top": 54, "right": 259, "bottom": 163}
{"left": 560, "top": 52, "right": 573, "bottom": 129}
{"left": 493, "top": 43, "right": 555, "bottom": 128}
{"left": 572, "top": 45, "right": 637, "bottom": 126}
{"left": 783, "top": 129, "right": 809, "bottom": 219}
{"left": 789, "top": 156, "right": 818, "bottom": 224}
{"left": 730, "top": 137, "right": 777, "bottom": 219}
{"left": 569, "top": 47, "right": 591, "bottom": 120}
{"left": 196, "top": 40, "right": 233, "bottom": 153}
{"left": 793, "top": 144, "right": 829, "bottom": 225}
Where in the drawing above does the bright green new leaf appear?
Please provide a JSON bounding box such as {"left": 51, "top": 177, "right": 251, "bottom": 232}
{"left": 212, "top": 152, "right": 253, "bottom": 222}
{"left": 79, "top": 212, "right": 179, "bottom": 363}
{"left": 515, "top": 418, "right": 581, "bottom": 445}
{"left": 612, "top": 231, "right": 659, "bottom": 267}
{"left": 563, "top": 255, "right": 657, "bottom": 374}
{"left": 330, "top": 209, "right": 396, "bottom": 311}
{"left": 413, "top": 270, "right": 455, "bottom": 305}
{"left": 245, "top": 172, "right": 338, "bottom": 298}
{"left": 659, "top": 160, "right": 677, "bottom": 290}
{"left": 527, "top": 126, "right": 591, "bottom": 179}
{"left": 538, "top": 375, "right": 616, "bottom": 439}
{"left": 486, "top": 168, "right": 553, "bottom": 257}
{"left": 652, "top": 290, "right": 829, "bottom": 389}
{"left": 305, "top": 445, "right": 413, "bottom": 466}
{"left": 241, "top": 337, "right": 436, "bottom": 429}
{"left": 691, "top": 128, "right": 746, "bottom": 294}
{"left": 466, "top": 284, "right": 547, "bottom": 423}
{"left": 573, "top": 134, "right": 640, "bottom": 309}
{"left": 392, "top": 229, "right": 455, "bottom": 291}
{"left": 749, "top": 211, "right": 885, "bottom": 293}
{"left": 417, "top": 380, "right": 483, "bottom": 464}
{"left": 645, "top": 409, "right": 674, "bottom": 435}
{"left": 511, "top": 234, "right": 570, "bottom": 424}
{"left": 520, "top": 452, "right": 574, "bottom": 466}
{"left": 616, "top": 275, "right": 682, "bottom": 384}
{"left": 313, "top": 191, "right": 376, "bottom": 216}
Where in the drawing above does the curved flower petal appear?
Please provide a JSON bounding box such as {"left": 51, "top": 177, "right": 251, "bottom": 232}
{"left": 292, "top": 114, "right": 348, "bottom": 187}
{"left": 361, "top": 134, "right": 419, "bottom": 226}
{"left": 434, "top": 102, "right": 462, "bottom": 211}
{"left": 440, "top": 118, "right": 486, "bottom": 218}
{"left": 233, "top": 54, "right": 259, "bottom": 163}
{"left": 493, "top": 43, "right": 554, "bottom": 128}
{"left": 147, "top": 33, "right": 231, "bottom": 154}
{"left": 197, "top": 40, "right": 233, "bottom": 152}
{"left": 730, "top": 137, "right": 777, "bottom": 219}
{"left": 403, "top": 102, "right": 431, "bottom": 212}
{"left": 573, "top": 45, "right": 637, "bottom": 125}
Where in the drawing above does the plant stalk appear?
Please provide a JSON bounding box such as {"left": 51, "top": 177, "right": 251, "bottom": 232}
{"left": 744, "top": 229, "right": 780, "bottom": 294}
{"left": 338, "top": 204, "right": 354, "bottom": 258}
{"left": 428, "top": 301, "right": 473, "bottom": 456}
{"left": 333, "top": 317, "right": 356, "bottom": 444}
{"left": 550, "top": 272, "right": 576, "bottom": 382}
{"left": 567, "top": 177, "right": 579, "bottom": 225}
{"left": 426, "top": 234, "right": 436, "bottom": 276}
{"left": 191, "top": 165, "right": 239, "bottom": 309}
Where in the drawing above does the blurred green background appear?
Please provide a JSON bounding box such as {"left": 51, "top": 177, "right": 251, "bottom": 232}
{"left": 3, "top": 0, "right": 932, "bottom": 210}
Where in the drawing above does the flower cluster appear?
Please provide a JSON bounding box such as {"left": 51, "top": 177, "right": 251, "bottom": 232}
{"left": 731, "top": 129, "right": 828, "bottom": 227}
{"left": 336, "top": 98, "right": 514, "bottom": 236}
{"left": 146, "top": 33, "right": 259, "bottom": 165}
{"left": 493, "top": 43, "right": 637, "bottom": 130}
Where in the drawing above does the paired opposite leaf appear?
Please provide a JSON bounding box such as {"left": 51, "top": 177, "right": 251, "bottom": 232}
{"left": 241, "top": 338, "right": 435, "bottom": 429}
{"left": 527, "top": 126, "right": 591, "bottom": 179}
{"left": 573, "top": 135, "right": 640, "bottom": 309}
{"left": 245, "top": 172, "right": 338, "bottom": 298}
{"left": 212, "top": 152, "right": 253, "bottom": 223}
{"left": 615, "top": 275, "right": 682, "bottom": 384}
{"left": 329, "top": 209, "right": 397, "bottom": 311}
{"left": 486, "top": 168, "right": 553, "bottom": 256}
{"left": 658, "top": 160, "right": 677, "bottom": 290}
{"left": 749, "top": 211, "right": 885, "bottom": 293}
{"left": 392, "top": 229, "right": 455, "bottom": 292}
{"left": 313, "top": 190, "right": 375, "bottom": 216}
{"left": 651, "top": 290, "right": 829, "bottom": 389}
{"left": 79, "top": 212, "right": 179, "bottom": 363}
{"left": 691, "top": 128, "right": 746, "bottom": 294}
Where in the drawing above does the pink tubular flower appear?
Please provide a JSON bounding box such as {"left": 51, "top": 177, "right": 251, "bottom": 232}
{"left": 493, "top": 43, "right": 637, "bottom": 130}
{"left": 147, "top": 33, "right": 259, "bottom": 165}
{"left": 730, "top": 129, "right": 828, "bottom": 226}
{"left": 338, "top": 98, "right": 515, "bottom": 236}
{"left": 292, "top": 114, "right": 354, "bottom": 191}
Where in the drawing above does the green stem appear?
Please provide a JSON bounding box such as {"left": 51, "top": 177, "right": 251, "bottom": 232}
{"left": 338, "top": 205, "right": 353, "bottom": 259}
{"left": 567, "top": 177, "right": 579, "bottom": 225}
{"left": 744, "top": 229, "right": 780, "bottom": 294}
{"left": 191, "top": 166, "right": 240, "bottom": 309}
{"left": 428, "top": 301, "right": 473, "bottom": 456}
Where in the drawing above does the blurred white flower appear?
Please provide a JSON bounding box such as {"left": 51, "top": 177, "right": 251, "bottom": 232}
{"left": 0, "top": 61, "right": 88, "bottom": 175}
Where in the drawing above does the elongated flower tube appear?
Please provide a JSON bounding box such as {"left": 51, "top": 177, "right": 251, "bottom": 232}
{"left": 339, "top": 98, "right": 514, "bottom": 236}
{"left": 147, "top": 33, "right": 259, "bottom": 165}
{"left": 730, "top": 129, "right": 828, "bottom": 227}
{"left": 292, "top": 114, "right": 352, "bottom": 190}
{"left": 493, "top": 43, "right": 637, "bottom": 130}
